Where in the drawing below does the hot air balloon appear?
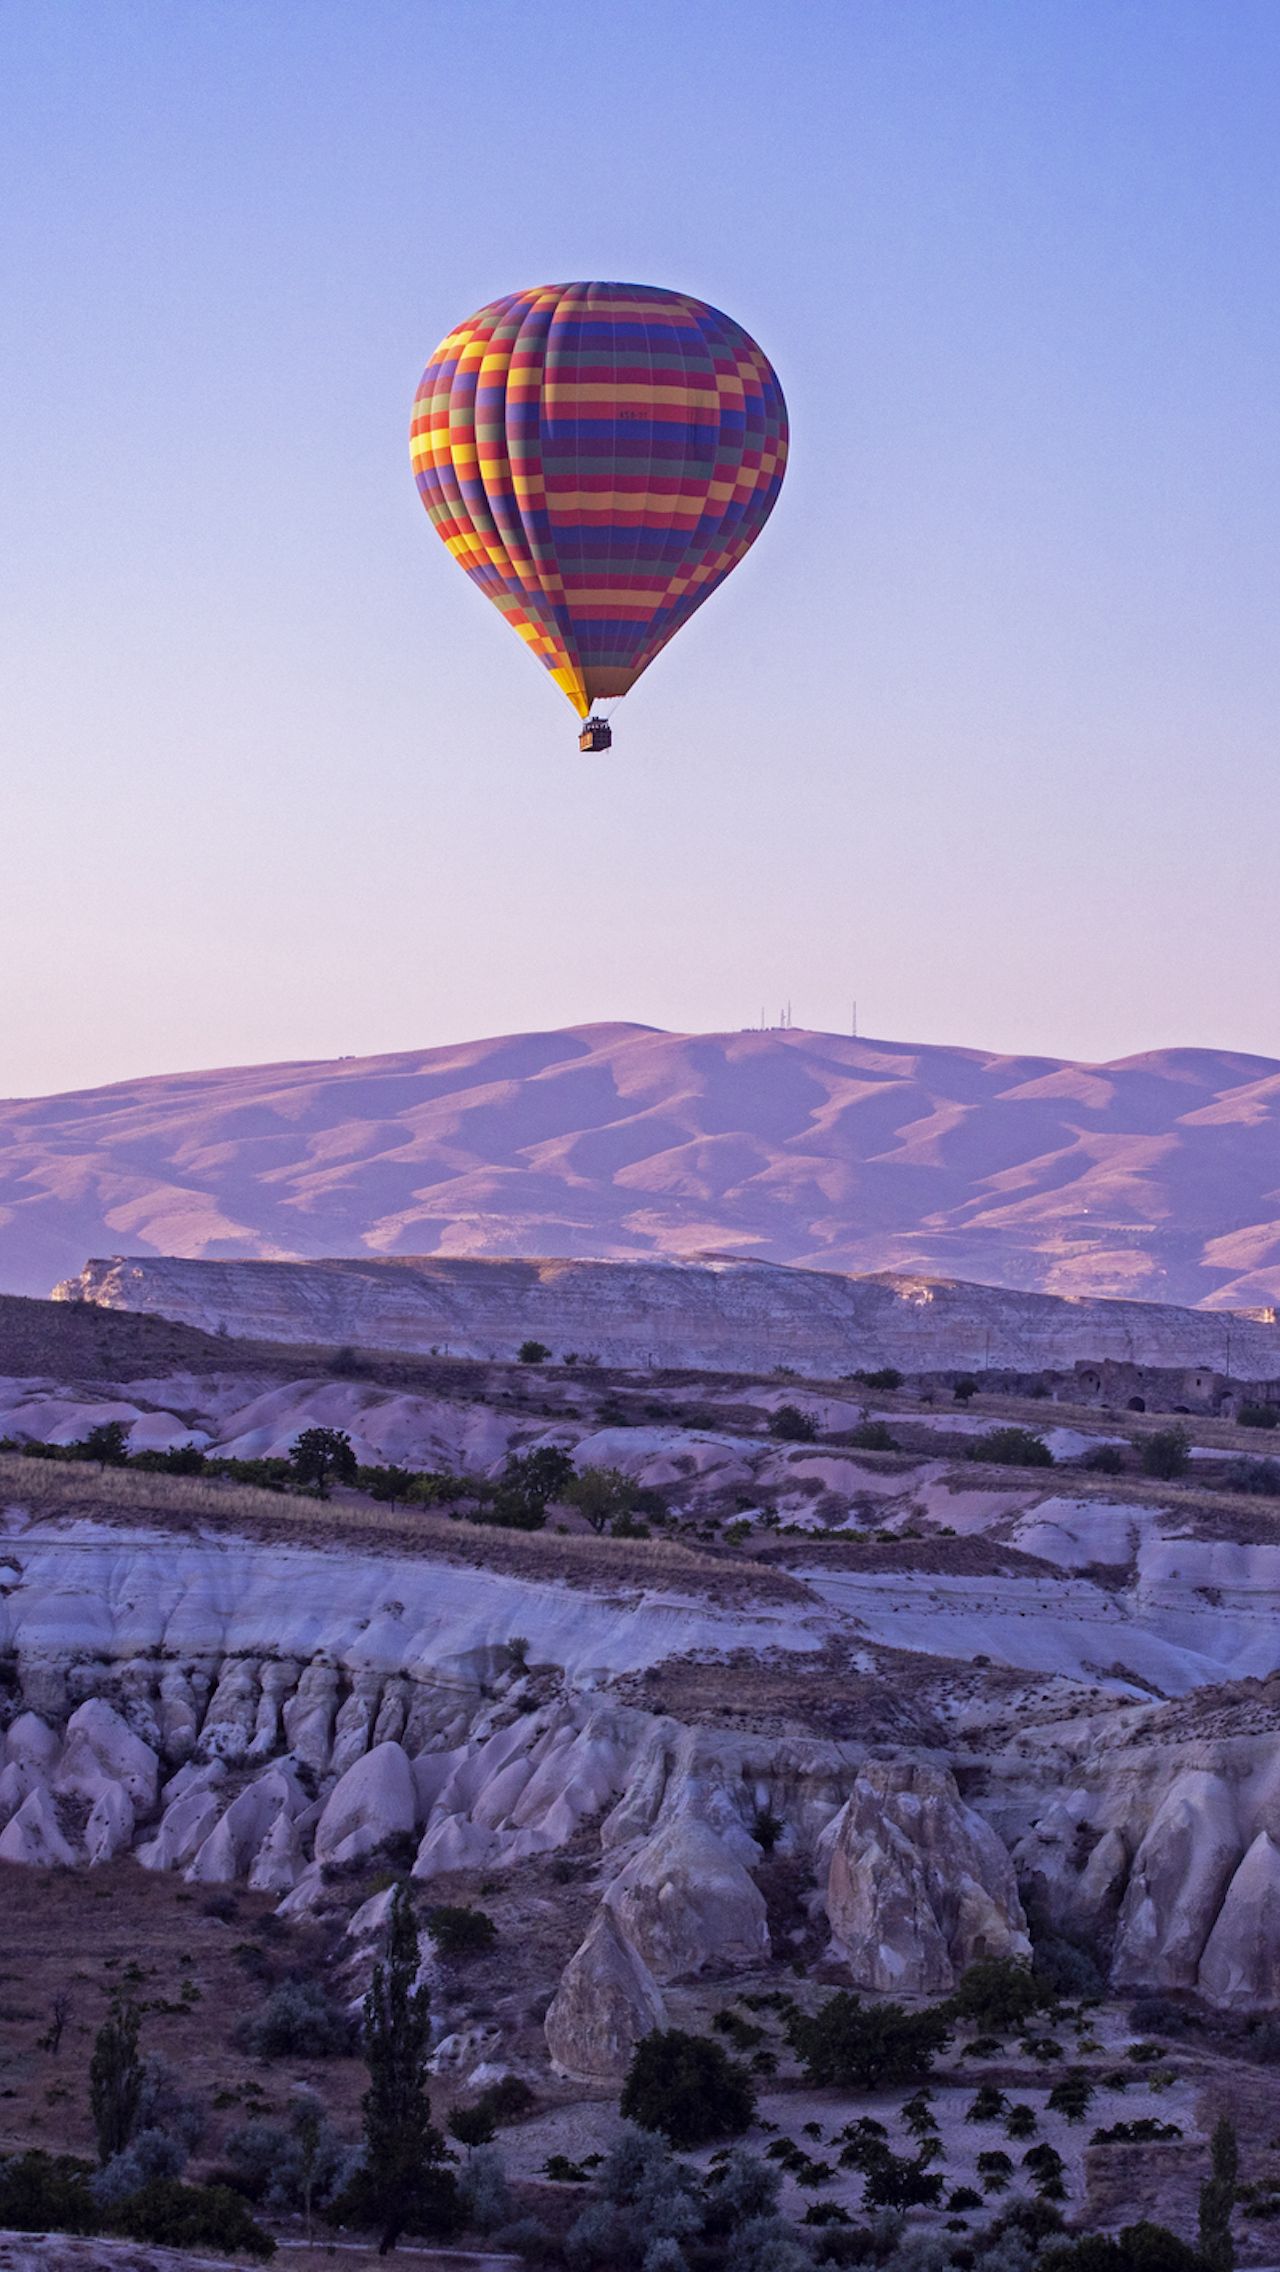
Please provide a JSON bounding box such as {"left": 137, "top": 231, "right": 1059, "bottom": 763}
{"left": 410, "top": 282, "right": 788, "bottom": 752}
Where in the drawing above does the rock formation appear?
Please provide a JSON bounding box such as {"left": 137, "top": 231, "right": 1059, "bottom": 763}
{"left": 54, "top": 1249, "right": 1280, "bottom": 1380}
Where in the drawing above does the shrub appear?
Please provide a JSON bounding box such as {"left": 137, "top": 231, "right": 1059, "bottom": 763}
{"left": 1005, "top": 2104, "right": 1037, "bottom": 2139}
{"left": 860, "top": 1369, "right": 903, "bottom": 1391}
{"left": 850, "top": 1421, "right": 898, "bottom": 1451}
{"left": 247, "top": 1980, "right": 355, "bottom": 2058}
{"left": 426, "top": 1904, "right": 496, "bottom": 1960}
{"left": 0, "top": 2151, "right": 97, "bottom": 2233}
{"left": 110, "top": 2177, "right": 275, "bottom": 2258}
{"left": 1238, "top": 1402, "right": 1279, "bottom": 1429}
{"left": 482, "top": 1446, "right": 575, "bottom": 1530}
{"left": 954, "top": 1379, "right": 979, "bottom": 1402}
{"left": 949, "top": 2187, "right": 984, "bottom": 2212}
{"left": 769, "top": 1404, "right": 818, "bottom": 1442}
{"left": 703, "top": 2146, "right": 783, "bottom": 2235}
{"left": 1139, "top": 1428, "right": 1190, "bottom": 1481}
{"left": 518, "top": 1340, "right": 551, "bottom": 1365}
{"left": 563, "top": 1465, "right": 640, "bottom": 1531}
{"left": 1224, "top": 1456, "right": 1280, "bottom": 1496}
{"left": 1047, "top": 2071, "right": 1094, "bottom": 2121}
{"left": 288, "top": 1426, "right": 358, "bottom": 1498}
{"left": 788, "top": 1993, "right": 951, "bottom": 2089}
{"left": 862, "top": 2150, "right": 944, "bottom": 2210}
{"left": 950, "top": 1958, "right": 1042, "bottom": 2030}
{"left": 966, "top": 2085, "right": 1007, "bottom": 2122}
{"left": 357, "top": 1463, "right": 421, "bottom": 1504}
{"left": 1082, "top": 1444, "right": 1125, "bottom": 1474}
{"left": 620, "top": 2028, "right": 755, "bottom": 2147}
{"left": 457, "top": 2143, "right": 511, "bottom": 2234}
{"left": 1039, "top": 2222, "right": 1204, "bottom": 2272}
{"left": 92, "top": 2127, "right": 188, "bottom": 2208}
{"left": 73, "top": 1420, "right": 132, "bottom": 1465}
{"left": 966, "top": 1428, "right": 1054, "bottom": 1469}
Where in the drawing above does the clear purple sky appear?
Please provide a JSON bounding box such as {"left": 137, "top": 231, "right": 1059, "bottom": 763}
{"left": 3, "top": 1, "right": 1278, "bottom": 1099}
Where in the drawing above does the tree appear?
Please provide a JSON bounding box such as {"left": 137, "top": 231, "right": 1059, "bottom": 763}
{"left": 75, "top": 1420, "right": 131, "bottom": 1466}
{"left": 769, "top": 1404, "right": 817, "bottom": 1442}
{"left": 619, "top": 2028, "right": 754, "bottom": 2148}
{"left": 482, "top": 1446, "right": 575, "bottom": 1530}
{"left": 355, "top": 1885, "right": 456, "bottom": 2252}
{"left": 950, "top": 1957, "right": 1042, "bottom": 2031}
{"left": 966, "top": 1427, "right": 1054, "bottom": 1469}
{"left": 38, "top": 1989, "right": 72, "bottom": 2056}
{"left": 862, "top": 2148, "right": 944, "bottom": 2210}
{"left": 289, "top": 1426, "right": 358, "bottom": 1499}
{"left": 90, "top": 2002, "right": 144, "bottom": 2165}
{"left": 787, "top": 1994, "right": 951, "bottom": 2090}
{"left": 1199, "top": 2115, "right": 1238, "bottom": 2272}
{"left": 517, "top": 1340, "right": 551, "bottom": 1365}
{"left": 358, "top": 1464, "right": 420, "bottom": 1506}
{"left": 953, "top": 1379, "right": 978, "bottom": 1403}
{"left": 563, "top": 1465, "right": 638, "bottom": 1533}
{"left": 1140, "top": 1427, "right": 1190, "bottom": 1482}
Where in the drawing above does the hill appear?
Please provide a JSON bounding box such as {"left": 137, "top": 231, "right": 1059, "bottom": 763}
{"left": 3, "top": 1020, "right": 1280, "bottom": 1304}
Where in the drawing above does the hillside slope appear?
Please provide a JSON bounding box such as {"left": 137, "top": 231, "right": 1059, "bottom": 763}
{"left": 4, "top": 1021, "right": 1280, "bottom": 1303}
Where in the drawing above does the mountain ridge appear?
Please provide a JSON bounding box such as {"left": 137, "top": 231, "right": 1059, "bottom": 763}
{"left": 3, "top": 1020, "right": 1279, "bottom": 1304}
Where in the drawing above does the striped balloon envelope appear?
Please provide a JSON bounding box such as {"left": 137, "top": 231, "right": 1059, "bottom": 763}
{"left": 410, "top": 281, "right": 788, "bottom": 732}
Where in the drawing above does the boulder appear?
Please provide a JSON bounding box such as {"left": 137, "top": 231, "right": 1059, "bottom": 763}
{"left": 822, "top": 1760, "right": 1028, "bottom": 1994}
{"left": 605, "top": 1815, "right": 769, "bottom": 1981}
{"left": 545, "top": 1908, "right": 667, "bottom": 2082}
{"left": 0, "top": 1786, "right": 77, "bottom": 1867}
{"left": 314, "top": 1741, "right": 416, "bottom": 1867}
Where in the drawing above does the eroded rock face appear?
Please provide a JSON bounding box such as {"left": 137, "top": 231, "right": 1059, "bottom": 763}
{"left": 821, "top": 1761, "right": 1030, "bottom": 1993}
{"left": 1111, "top": 1771, "right": 1243, "bottom": 1991}
{"left": 544, "top": 1908, "right": 667, "bottom": 2082}
{"left": 605, "top": 1815, "right": 769, "bottom": 1982}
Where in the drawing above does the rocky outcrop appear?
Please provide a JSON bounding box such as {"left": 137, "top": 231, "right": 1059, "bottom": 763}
{"left": 54, "top": 1247, "right": 1280, "bottom": 1378}
{"left": 605, "top": 1815, "right": 769, "bottom": 1982}
{"left": 545, "top": 1908, "right": 667, "bottom": 2082}
{"left": 821, "top": 1760, "right": 1030, "bottom": 1992}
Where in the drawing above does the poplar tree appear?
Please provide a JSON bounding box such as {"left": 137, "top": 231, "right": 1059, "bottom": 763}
{"left": 360, "top": 1885, "right": 455, "bottom": 2252}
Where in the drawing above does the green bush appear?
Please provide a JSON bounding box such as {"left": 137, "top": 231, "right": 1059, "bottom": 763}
{"left": 950, "top": 1958, "right": 1042, "bottom": 2030}
{"left": 849, "top": 1421, "right": 897, "bottom": 1451}
{"left": 111, "top": 2177, "right": 275, "bottom": 2257}
{"left": 518, "top": 1340, "right": 551, "bottom": 1365}
{"left": 247, "top": 1980, "right": 354, "bottom": 2058}
{"left": 1238, "top": 1403, "right": 1279, "bottom": 1429}
{"left": 1082, "top": 1444, "right": 1125, "bottom": 1474}
{"left": 426, "top": 1904, "right": 496, "bottom": 1960}
{"left": 787, "top": 1993, "right": 951, "bottom": 2089}
{"left": 1139, "top": 1427, "right": 1190, "bottom": 1481}
{"left": 966, "top": 1427, "right": 1054, "bottom": 1468}
{"left": 619, "top": 2028, "right": 755, "bottom": 2147}
{"left": 859, "top": 1368, "right": 903, "bottom": 1392}
{"left": 1224, "top": 1457, "right": 1280, "bottom": 1496}
{"left": 1039, "top": 2221, "right": 1204, "bottom": 2272}
{"left": 769, "top": 1404, "right": 818, "bottom": 1442}
{"left": 0, "top": 2151, "right": 97, "bottom": 2233}
{"left": 72, "top": 1420, "right": 132, "bottom": 1465}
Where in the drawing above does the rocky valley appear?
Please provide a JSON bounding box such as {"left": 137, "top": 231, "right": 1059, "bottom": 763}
{"left": 1, "top": 1274, "right": 1280, "bottom": 2266}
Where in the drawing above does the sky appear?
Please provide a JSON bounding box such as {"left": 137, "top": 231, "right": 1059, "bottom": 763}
{"left": 3, "top": 0, "right": 1279, "bottom": 1099}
